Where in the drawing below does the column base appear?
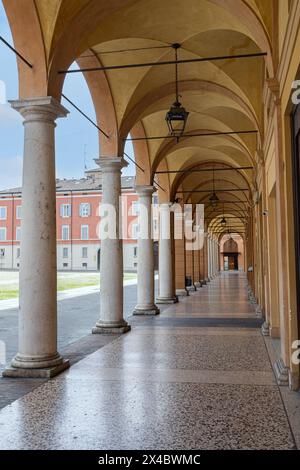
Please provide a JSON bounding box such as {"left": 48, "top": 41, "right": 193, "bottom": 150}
{"left": 176, "top": 288, "right": 189, "bottom": 296}
{"left": 206, "top": 277, "right": 211, "bottom": 282}
{"left": 274, "top": 358, "right": 289, "bottom": 386}
{"left": 92, "top": 320, "right": 131, "bottom": 334}
{"left": 256, "top": 305, "right": 263, "bottom": 316}
{"left": 132, "top": 305, "right": 160, "bottom": 315}
{"left": 3, "top": 359, "right": 69, "bottom": 379}
{"left": 156, "top": 296, "right": 178, "bottom": 304}
{"left": 186, "top": 285, "right": 196, "bottom": 292}
{"left": 261, "top": 321, "right": 270, "bottom": 336}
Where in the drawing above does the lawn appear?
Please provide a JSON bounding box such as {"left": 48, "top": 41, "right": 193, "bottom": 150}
{"left": 0, "top": 272, "right": 137, "bottom": 300}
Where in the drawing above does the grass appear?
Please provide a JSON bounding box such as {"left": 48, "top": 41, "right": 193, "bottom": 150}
{"left": 0, "top": 289, "right": 19, "bottom": 300}
{"left": 0, "top": 272, "right": 137, "bottom": 300}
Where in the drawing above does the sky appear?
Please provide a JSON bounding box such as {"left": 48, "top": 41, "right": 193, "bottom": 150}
{"left": 0, "top": 1, "right": 135, "bottom": 191}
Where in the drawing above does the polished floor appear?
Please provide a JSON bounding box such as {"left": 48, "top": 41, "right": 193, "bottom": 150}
{"left": 0, "top": 272, "right": 298, "bottom": 449}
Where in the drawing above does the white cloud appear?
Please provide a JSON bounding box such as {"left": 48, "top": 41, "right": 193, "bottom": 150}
{"left": 0, "top": 80, "right": 6, "bottom": 104}
{"left": 0, "top": 155, "right": 23, "bottom": 190}
{"left": 0, "top": 103, "right": 23, "bottom": 123}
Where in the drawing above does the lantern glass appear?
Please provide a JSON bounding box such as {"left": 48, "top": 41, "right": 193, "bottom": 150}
{"left": 166, "top": 102, "right": 189, "bottom": 136}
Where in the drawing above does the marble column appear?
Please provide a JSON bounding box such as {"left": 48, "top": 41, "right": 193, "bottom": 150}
{"left": 156, "top": 203, "right": 178, "bottom": 303}
{"left": 200, "top": 245, "right": 206, "bottom": 284}
{"left": 215, "top": 240, "right": 219, "bottom": 275}
{"left": 133, "top": 186, "right": 159, "bottom": 315}
{"left": 204, "top": 234, "right": 209, "bottom": 282}
{"left": 207, "top": 234, "right": 211, "bottom": 280}
{"left": 212, "top": 238, "right": 216, "bottom": 277}
{"left": 3, "top": 97, "right": 69, "bottom": 378}
{"left": 193, "top": 243, "right": 201, "bottom": 288}
{"left": 213, "top": 238, "right": 217, "bottom": 276}
{"left": 174, "top": 211, "right": 189, "bottom": 296}
{"left": 93, "top": 158, "right": 130, "bottom": 333}
{"left": 210, "top": 235, "right": 213, "bottom": 279}
{"left": 186, "top": 242, "right": 196, "bottom": 291}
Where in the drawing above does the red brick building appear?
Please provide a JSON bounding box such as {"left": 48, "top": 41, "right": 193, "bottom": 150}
{"left": 0, "top": 168, "right": 151, "bottom": 271}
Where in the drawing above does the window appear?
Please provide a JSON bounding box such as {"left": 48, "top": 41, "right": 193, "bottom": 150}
{"left": 16, "top": 248, "right": 20, "bottom": 258}
{"left": 132, "top": 223, "right": 139, "bottom": 239}
{"left": 0, "top": 248, "right": 5, "bottom": 258}
{"left": 82, "top": 247, "right": 88, "bottom": 258}
{"left": 0, "top": 206, "right": 7, "bottom": 220}
{"left": 60, "top": 204, "right": 71, "bottom": 218}
{"left": 79, "top": 203, "right": 91, "bottom": 217}
{"left": 0, "top": 227, "right": 6, "bottom": 241}
{"left": 81, "top": 225, "right": 89, "bottom": 240}
{"left": 82, "top": 262, "right": 88, "bottom": 268}
{"left": 16, "top": 205, "right": 22, "bottom": 219}
{"left": 62, "top": 225, "right": 70, "bottom": 240}
{"left": 16, "top": 227, "right": 21, "bottom": 241}
{"left": 133, "top": 246, "right": 138, "bottom": 258}
{"left": 131, "top": 201, "right": 139, "bottom": 215}
{"left": 63, "top": 263, "right": 68, "bottom": 268}
{"left": 63, "top": 247, "right": 68, "bottom": 258}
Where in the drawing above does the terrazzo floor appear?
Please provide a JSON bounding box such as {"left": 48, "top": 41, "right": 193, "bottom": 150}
{"left": 0, "top": 272, "right": 298, "bottom": 450}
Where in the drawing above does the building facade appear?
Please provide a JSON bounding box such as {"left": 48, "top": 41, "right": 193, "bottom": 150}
{"left": 0, "top": 169, "right": 145, "bottom": 272}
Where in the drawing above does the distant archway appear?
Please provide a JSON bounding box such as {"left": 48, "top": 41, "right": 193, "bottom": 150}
{"left": 220, "top": 234, "right": 244, "bottom": 271}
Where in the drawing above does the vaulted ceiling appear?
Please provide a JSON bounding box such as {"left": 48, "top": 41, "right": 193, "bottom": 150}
{"left": 3, "top": 0, "right": 275, "bottom": 235}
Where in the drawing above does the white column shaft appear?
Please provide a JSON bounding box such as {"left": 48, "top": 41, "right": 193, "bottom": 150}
{"left": 93, "top": 158, "right": 130, "bottom": 333}
{"left": 133, "top": 186, "right": 159, "bottom": 315}
{"left": 157, "top": 204, "right": 177, "bottom": 303}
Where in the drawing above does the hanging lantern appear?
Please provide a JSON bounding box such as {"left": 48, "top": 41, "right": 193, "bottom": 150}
{"left": 166, "top": 101, "right": 189, "bottom": 138}
{"left": 209, "top": 191, "right": 219, "bottom": 207}
{"left": 209, "top": 166, "right": 219, "bottom": 207}
{"left": 220, "top": 216, "right": 227, "bottom": 226}
{"left": 165, "top": 44, "right": 189, "bottom": 140}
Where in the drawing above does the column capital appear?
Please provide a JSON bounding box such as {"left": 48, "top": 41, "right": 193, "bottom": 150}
{"left": 135, "top": 184, "right": 156, "bottom": 196}
{"left": 96, "top": 157, "right": 127, "bottom": 172}
{"left": 9, "top": 96, "right": 69, "bottom": 122}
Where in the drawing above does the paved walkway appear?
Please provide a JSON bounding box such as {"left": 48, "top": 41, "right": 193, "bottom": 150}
{"left": 0, "top": 272, "right": 299, "bottom": 449}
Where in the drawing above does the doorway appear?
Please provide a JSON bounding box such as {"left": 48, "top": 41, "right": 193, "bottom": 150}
{"left": 223, "top": 254, "right": 238, "bottom": 271}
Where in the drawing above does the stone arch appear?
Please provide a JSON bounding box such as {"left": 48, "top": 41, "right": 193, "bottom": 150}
{"left": 76, "top": 51, "right": 118, "bottom": 156}
{"left": 224, "top": 238, "right": 238, "bottom": 252}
